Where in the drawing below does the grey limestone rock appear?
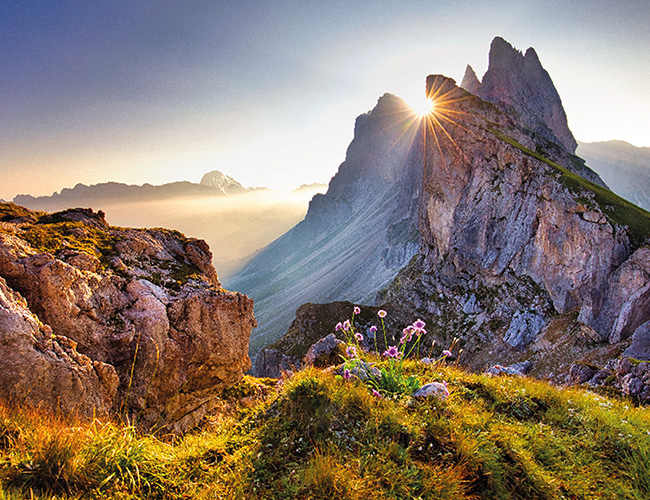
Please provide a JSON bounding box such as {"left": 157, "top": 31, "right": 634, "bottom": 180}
{"left": 503, "top": 311, "right": 546, "bottom": 349}
{"left": 413, "top": 382, "right": 449, "bottom": 400}
{"left": 623, "top": 320, "right": 650, "bottom": 361}
{"left": 569, "top": 364, "right": 597, "bottom": 385}
{"left": 338, "top": 361, "right": 381, "bottom": 382}
{"left": 304, "top": 333, "right": 345, "bottom": 368}
{"left": 621, "top": 374, "right": 644, "bottom": 396}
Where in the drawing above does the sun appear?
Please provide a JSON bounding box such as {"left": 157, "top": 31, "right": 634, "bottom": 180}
{"left": 410, "top": 97, "right": 436, "bottom": 117}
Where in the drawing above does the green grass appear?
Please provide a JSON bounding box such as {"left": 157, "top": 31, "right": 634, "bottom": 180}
{"left": 1, "top": 366, "right": 649, "bottom": 499}
{"left": 0, "top": 203, "right": 118, "bottom": 267}
{"left": 0, "top": 203, "right": 40, "bottom": 222}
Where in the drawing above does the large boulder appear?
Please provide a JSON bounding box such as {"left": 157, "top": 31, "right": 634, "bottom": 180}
{"left": 0, "top": 276, "right": 118, "bottom": 417}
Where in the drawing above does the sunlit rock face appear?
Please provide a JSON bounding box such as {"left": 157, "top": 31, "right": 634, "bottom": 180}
{"left": 381, "top": 74, "right": 650, "bottom": 380}
{"left": 0, "top": 206, "right": 255, "bottom": 432}
{"left": 227, "top": 93, "right": 423, "bottom": 357}
{"left": 259, "top": 38, "right": 650, "bottom": 381}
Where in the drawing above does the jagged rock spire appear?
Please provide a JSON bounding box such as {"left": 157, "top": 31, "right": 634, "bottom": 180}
{"left": 462, "top": 36, "right": 578, "bottom": 153}
{"left": 460, "top": 64, "right": 482, "bottom": 95}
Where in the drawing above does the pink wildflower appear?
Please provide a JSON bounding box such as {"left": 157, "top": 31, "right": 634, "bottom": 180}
{"left": 342, "top": 319, "right": 351, "bottom": 330}
{"left": 343, "top": 369, "right": 351, "bottom": 381}
{"left": 355, "top": 332, "right": 364, "bottom": 341}
{"left": 401, "top": 325, "right": 415, "bottom": 344}
{"left": 378, "top": 310, "right": 387, "bottom": 318}
{"left": 369, "top": 325, "right": 377, "bottom": 334}
{"left": 412, "top": 319, "right": 427, "bottom": 335}
{"left": 335, "top": 322, "right": 343, "bottom": 331}
{"left": 383, "top": 345, "right": 400, "bottom": 358}
{"left": 346, "top": 345, "right": 357, "bottom": 358}
{"left": 353, "top": 306, "right": 361, "bottom": 315}
{"left": 372, "top": 389, "right": 382, "bottom": 398}
{"left": 443, "top": 350, "right": 452, "bottom": 357}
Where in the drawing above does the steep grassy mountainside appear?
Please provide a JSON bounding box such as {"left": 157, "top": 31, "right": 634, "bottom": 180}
{"left": 1, "top": 365, "right": 649, "bottom": 499}
{"left": 577, "top": 140, "right": 650, "bottom": 211}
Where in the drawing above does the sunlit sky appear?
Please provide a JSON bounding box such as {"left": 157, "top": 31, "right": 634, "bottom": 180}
{"left": 1, "top": 0, "right": 649, "bottom": 200}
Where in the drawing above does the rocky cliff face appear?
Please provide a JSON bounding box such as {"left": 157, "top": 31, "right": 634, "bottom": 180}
{"left": 226, "top": 93, "right": 423, "bottom": 357}
{"left": 0, "top": 204, "right": 255, "bottom": 432}
{"left": 379, "top": 75, "right": 650, "bottom": 380}
{"left": 256, "top": 38, "right": 650, "bottom": 382}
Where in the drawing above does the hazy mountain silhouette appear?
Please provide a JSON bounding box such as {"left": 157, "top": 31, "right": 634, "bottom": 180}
{"left": 13, "top": 173, "right": 326, "bottom": 279}
{"left": 577, "top": 141, "right": 650, "bottom": 211}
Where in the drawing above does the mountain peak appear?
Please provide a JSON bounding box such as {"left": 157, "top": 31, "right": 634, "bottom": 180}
{"left": 467, "top": 36, "right": 578, "bottom": 153}
{"left": 488, "top": 36, "right": 524, "bottom": 73}
{"left": 200, "top": 170, "right": 245, "bottom": 195}
{"left": 460, "top": 65, "right": 482, "bottom": 95}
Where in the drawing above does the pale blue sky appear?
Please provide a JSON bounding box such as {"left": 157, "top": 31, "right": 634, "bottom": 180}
{"left": 1, "top": 0, "right": 648, "bottom": 199}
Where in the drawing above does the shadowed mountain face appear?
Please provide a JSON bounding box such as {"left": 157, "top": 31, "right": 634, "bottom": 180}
{"left": 226, "top": 94, "right": 423, "bottom": 354}
{"left": 578, "top": 140, "right": 650, "bottom": 211}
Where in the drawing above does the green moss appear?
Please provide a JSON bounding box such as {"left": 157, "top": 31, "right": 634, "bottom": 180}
{"left": 18, "top": 219, "right": 118, "bottom": 266}
{"left": 0, "top": 203, "right": 39, "bottom": 222}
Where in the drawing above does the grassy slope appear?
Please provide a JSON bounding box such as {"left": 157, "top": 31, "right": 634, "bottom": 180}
{"left": 1, "top": 363, "right": 649, "bottom": 500}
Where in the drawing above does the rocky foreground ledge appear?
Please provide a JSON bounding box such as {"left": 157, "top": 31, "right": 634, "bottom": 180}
{"left": 0, "top": 203, "right": 255, "bottom": 433}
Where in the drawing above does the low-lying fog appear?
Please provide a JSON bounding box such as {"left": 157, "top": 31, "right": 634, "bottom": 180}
{"left": 85, "top": 187, "right": 324, "bottom": 279}
{"left": 100, "top": 189, "right": 319, "bottom": 281}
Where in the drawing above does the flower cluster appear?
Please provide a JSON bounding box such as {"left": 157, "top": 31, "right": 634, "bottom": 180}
{"left": 335, "top": 306, "right": 454, "bottom": 400}
{"left": 399, "top": 318, "right": 427, "bottom": 344}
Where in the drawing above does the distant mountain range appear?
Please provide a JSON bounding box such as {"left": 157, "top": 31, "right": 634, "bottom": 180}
{"left": 577, "top": 140, "right": 650, "bottom": 211}
{"left": 12, "top": 172, "right": 327, "bottom": 279}
{"left": 13, "top": 170, "right": 259, "bottom": 211}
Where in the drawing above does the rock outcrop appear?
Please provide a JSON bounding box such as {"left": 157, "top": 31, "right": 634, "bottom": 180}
{"left": 0, "top": 204, "right": 255, "bottom": 432}
{"left": 0, "top": 275, "right": 119, "bottom": 417}
{"left": 465, "top": 36, "right": 579, "bottom": 155}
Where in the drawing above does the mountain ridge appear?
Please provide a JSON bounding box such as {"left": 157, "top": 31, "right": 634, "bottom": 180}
{"left": 226, "top": 93, "right": 423, "bottom": 354}
{"left": 245, "top": 38, "right": 650, "bottom": 385}
{"left": 577, "top": 140, "right": 650, "bottom": 211}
